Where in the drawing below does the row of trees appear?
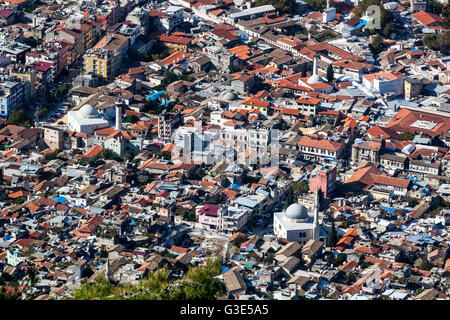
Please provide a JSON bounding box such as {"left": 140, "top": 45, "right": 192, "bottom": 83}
{"left": 70, "top": 258, "right": 223, "bottom": 300}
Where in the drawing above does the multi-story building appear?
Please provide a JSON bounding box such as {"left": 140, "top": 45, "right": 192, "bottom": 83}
{"left": 404, "top": 77, "right": 422, "bottom": 100}
{"left": 309, "top": 165, "right": 336, "bottom": 198}
{"left": 44, "top": 126, "right": 67, "bottom": 151}
{"left": 297, "top": 136, "right": 344, "bottom": 164}
{"left": 10, "top": 65, "right": 37, "bottom": 105}
{"left": 0, "top": 41, "right": 30, "bottom": 64}
{"left": 0, "top": 79, "right": 24, "bottom": 117}
{"left": 217, "top": 126, "right": 272, "bottom": 154}
{"left": 362, "top": 71, "right": 404, "bottom": 97}
{"left": 83, "top": 33, "right": 129, "bottom": 81}
{"left": 158, "top": 112, "right": 182, "bottom": 141}
{"left": 45, "top": 27, "right": 85, "bottom": 64}
{"left": 161, "top": 6, "right": 184, "bottom": 32}
{"left": 295, "top": 96, "right": 321, "bottom": 116}
{"left": 126, "top": 7, "right": 150, "bottom": 36}
{"left": 203, "top": 46, "right": 238, "bottom": 71}
{"left": 380, "top": 153, "right": 408, "bottom": 172}
{"left": 159, "top": 34, "right": 191, "bottom": 53}
{"left": 351, "top": 139, "right": 383, "bottom": 164}
{"left": 25, "top": 42, "right": 69, "bottom": 79}
{"left": 217, "top": 204, "right": 251, "bottom": 233}
{"left": 409, "top": 159, "right": 441, "bottom": 177}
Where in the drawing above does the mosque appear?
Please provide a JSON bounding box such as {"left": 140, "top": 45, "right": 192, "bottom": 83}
{"left": 273, "top": 191, "right": 327, "bottom": 244}
{"left": 67, "top": 104, "right": 110, "bottom": 134}
{"left": 297, "top": 54, "right": 333, "bottom": 94}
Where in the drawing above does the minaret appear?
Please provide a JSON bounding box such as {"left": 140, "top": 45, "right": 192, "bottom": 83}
{"left": 313, "top": 190, "right": 320, "bottom": 240}
{"left": 313, "top": 54, "right": 319, "bottom": 77}
{"left": 115, "top": 104, "right": 122, "bottom": 131}
{"left": 105, "top": 258, "right": 110, "bottom": 282}
{"left": 327, "top": 0, "right": 331, "bottom": 9}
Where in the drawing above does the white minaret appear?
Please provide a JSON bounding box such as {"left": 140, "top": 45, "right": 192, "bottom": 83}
{"left": 115, "top": 105, "right": 122, "bottom": 130}
{"left": 327, "top": 0, "right": 330, "bottom": 9}
{"left": 313, "top": 54, "right": 319, "bottom": 76}
{"left": 313, "top": 190, "right": 320, "bottom": 240}
{"left": 105, "top": 258, "right": 110, "bottom": 282}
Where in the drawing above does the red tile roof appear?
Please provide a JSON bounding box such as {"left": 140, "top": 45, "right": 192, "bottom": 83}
{"left": 412, "top": 10, "right": 443, "bottom": 26}
{"left": 159, "top": 34, "right": 192, "bottom": 45}
{"left": 298, "top": 136, "right": 343, "bottom": 151}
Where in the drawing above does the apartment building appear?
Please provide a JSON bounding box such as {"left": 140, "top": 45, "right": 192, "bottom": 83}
{"left": 0, "top": 79, "right": 24, "bottom": 117}
{"left": 83, "top": 33, "right": 129, "bottom": 81}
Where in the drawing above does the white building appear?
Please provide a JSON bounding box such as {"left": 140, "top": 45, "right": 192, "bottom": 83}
{"left": 67, "top": 104, "right": 110, "bottom": 134}
{"left": 273, "top": 194, "right": 326, "bottom": 244}
{"left": 323, "top": 0, "right": 336, "bottom": 23}
{"left": 362, "top": 71, "right": 404, "bottom": 96}
{"left": 217, "top": 204, "right": 250, "bottom": 233}
{"left": 161, "top": 6, "right": 184, "bottom": 32}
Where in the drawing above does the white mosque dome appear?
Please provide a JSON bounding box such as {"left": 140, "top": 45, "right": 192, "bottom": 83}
{"left": 285, "top": 203, "right": 308, "bottom": 220}
{"left": 78, "top": 104, "right": 99, "bottom": 118}
{"left": 307, "top": 74, "right": 324, "bottom": 84}
{"left": 224, "top": 91, "right": 238, "bottom": 101}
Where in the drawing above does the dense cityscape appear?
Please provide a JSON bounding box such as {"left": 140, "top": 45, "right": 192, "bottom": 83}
{"left": 0, "top": 0, "right": 448, "bottom": 301}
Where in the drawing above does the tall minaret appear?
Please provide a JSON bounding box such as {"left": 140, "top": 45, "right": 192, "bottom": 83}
{"left": 313, "top": 190, "right": 320, "bottom": 240}
{"left": 327, "top": 0, "right": 331, "bottom": 9}
{"left": 313, "top": 54, "right": 319, "bottom": 77}
{"left": 115, "top": 104, "right": 122, "bottom": 131}
{"left": 105, "top": 258, "right": 110, "bottom": 282}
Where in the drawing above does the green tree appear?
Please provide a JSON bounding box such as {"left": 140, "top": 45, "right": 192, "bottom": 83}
{"left": 14, "top": 198, "right": 25, "bottom": 205}
{"left": 124, "top": 151, "right": 135, "bottom": 162}
{"left": 382, "top": 23, "right": 392, "bottom": 38}
{"left": 98, "top": 148, "right": 121, "bottom": 161}
{"left": 430, "top": 0, "right": 444, "bottom": 14}
{"left": 69, "top": 258, "right": 223, "bottom": 300}
{"left": 419, "top": 258, "right": 434, "bottom": 271}
{"left": 79, "top": 158, "right": 90, "bottom": 166}
{"left": 183, "top": 209, "right": 196, "bottom": 222}
{"left": 285, "top": 189, "right": 294, "bottom": 210}
{"left": 71, "top": 276, "right": 117, "bottom": 300}
{"left": 326, "top": 64, "right": 334, "bottom": 83}
{"left": 125, "top": 115, "right": 139, "bottom": 124}
{"left": 7, "top": 109, "right": 33, "bottom": 127}
{"left": 169, "top": 258, "right": 223, "bottom": 300}
{"left": 443, "top": 4, "right": 450, "bottom": 29}
{"left": 301, "top": 63, "right": 307, "bottom": 77}
{"left": 370, "top": 34, "right": 384, "bottom": 53}
{"left": 437, "top": 32, "right": 450, "bottom": 55}
{"left": 292, "top": 180, "right": 309, "bottom": 197}
{"left": 254, "top": 0, "right": 296, "bottom": 13}
{"left": 423, "top": 32, "right": 450, "bottom": 55}
{"left": 327, "top": 216, "right": 338, "bottom": 248}
{"left": 303, "top": 0, "right": 326, "bottom": 11}
{"left": 354, "top": 0, "right": 394, "bottom": 36}
{"left": 0, "top": 287, "right": 18, "bottom": 300}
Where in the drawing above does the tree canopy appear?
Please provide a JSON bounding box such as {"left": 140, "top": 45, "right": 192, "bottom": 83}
{"left": 353, "top": 0, "right": 394, "bottom": 37}
{"left": 303, "top": 0, "right": 326, "bottom": 11}
{"left": 7, "top": 109, "right": 33, "bottom": 127}
{"left": 423, "top": 32, "right": 450, "bottom": 56}
{"left": 326, "top": 64, "right": 334, "bottom": 83}
{"left": 254, "top": 0, "right": 296, "bottom": 14}
{"left": 69, "top": 258, "right": 223, "bottom": 300}
{"left": 370, "top": 34, "right": 384, "bottom": 53}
